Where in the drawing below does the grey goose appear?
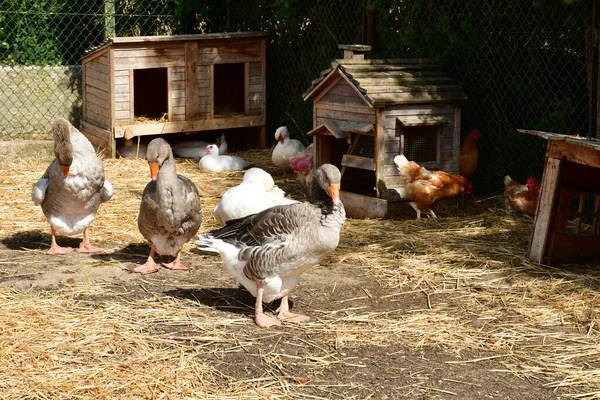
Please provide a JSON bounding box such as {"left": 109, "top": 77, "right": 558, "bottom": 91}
{"left": 31, "top": 118, "right": 113, "bottom": 254}
{"left": 134, "top": 138, "right": 203, "bottom": 274}
{"left": 197, "top": 163, "right": 346, "bottom": 328}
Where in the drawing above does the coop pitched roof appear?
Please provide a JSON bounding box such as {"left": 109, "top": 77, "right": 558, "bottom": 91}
{"left": 84, "top": 32, "right": 267, "bottom": 59}
{"left": 307, "top": 121, "right": 374, "bottom": 142}
{"left": 303, "top": 58, "right": 467, "bottom": 107}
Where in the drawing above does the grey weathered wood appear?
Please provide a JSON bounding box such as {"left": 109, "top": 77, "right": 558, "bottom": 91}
{"left": 341, "top": 154, "right": 376, "bottom": 171}
{"left": 113, "top": 115, "right": 265, "bottom": 138}
{"left": 529, "top": 157, "right": 562, "bottom": 263}
{"left": 340, "top": 190, "right": 388, "bottom": 219}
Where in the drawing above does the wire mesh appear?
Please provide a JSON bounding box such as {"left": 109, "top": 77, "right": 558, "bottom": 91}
{"left": 0, "top": 0, "right": 590, "bottom": 195}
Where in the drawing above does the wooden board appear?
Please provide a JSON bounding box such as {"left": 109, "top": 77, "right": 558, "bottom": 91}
{"left": 341, "top": 154, "right": 376, "bottom": 171}
{"left": 529, "top": 157, "right": 562, "bottom": 263}
{"left": 340, "top": 190, "right": 388, "bottom": 219}
{"left": 113, "top": 115, "right": 265, "bottom": 138}
{"left": 185, "top": 42, "right": 199, "bottom": 120}
{"left": 81, "top": 121, "right": 111, "bottom": 149}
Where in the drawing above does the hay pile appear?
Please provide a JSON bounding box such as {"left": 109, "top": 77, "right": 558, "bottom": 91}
{"left": 0, "top": 144, "right": 599, "bottom": 398}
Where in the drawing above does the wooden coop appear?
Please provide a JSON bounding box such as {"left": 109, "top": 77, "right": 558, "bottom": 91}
{"left": 81, "top": 32, "right": 267, "bottom": 157}
{"left": 303, "top": 45, "right": 467, "bottom": 218}
{"left": 518, "top": 130, "right": 600, "bottom": 266}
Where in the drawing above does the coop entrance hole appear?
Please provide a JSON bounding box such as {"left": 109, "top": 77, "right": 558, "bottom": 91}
{"left": 214, "top": 63, "right": 245, "bottom": 115}
{"left": 133, "top": 68, "right": 168, "bottom": 120}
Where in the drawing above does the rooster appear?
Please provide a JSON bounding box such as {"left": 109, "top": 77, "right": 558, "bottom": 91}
{"left": 394, "top": 154, "right": 472, "bottom": 219}
{"left": 503, "top": 175, "right": 541, "bottom": 217}
{"left": 290, "top": 144, "right": 314, "bottom": 195}
{"left": 459, "top": 129, "right": 482, "bottom": 179}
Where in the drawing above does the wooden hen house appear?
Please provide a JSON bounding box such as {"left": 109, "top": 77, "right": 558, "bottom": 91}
{"left": 303, "top": 45, "right": 467, "bottom": 218}
{"left": 81, "top": 32, "right": 267, "bottom": 157}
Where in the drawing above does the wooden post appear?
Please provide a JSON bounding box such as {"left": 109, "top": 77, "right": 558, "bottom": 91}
{"left": 529, "top": 156, "right": 562, "bottom": 263}
{"left": 185, "top": 42, "right": 199, "bottom": 120}
{"left": 104, "top": 0, "right": 115, "bottom": 40}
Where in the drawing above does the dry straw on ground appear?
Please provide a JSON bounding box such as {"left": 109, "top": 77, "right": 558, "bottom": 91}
{"left": 0, "top": 144, "right": 599, "bottom": 398}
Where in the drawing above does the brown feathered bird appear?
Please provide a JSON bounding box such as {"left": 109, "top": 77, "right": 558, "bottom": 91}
{"left": 394, "top": 154, "right": 472, "bottom": 219}
{"left": 459, "top": 129, "right": 482, "bottom": 179}
{"left": 503, "top": 175, "right": 541, "bottom": 217}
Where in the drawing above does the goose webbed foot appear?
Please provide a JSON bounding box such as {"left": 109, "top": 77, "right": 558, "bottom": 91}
{"left": 162, "top": 251, "right": 188, "bottom": 271}
{"left": 276, "top": 295, "right": 311, "bottom": 323}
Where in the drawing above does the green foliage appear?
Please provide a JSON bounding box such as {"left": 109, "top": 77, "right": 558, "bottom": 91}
{"left": 0, "top": 0, "right": 65, "bottom": 65}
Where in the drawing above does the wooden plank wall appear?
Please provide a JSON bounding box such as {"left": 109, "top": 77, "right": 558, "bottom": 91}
{"left": 197, "top": 40, "right": 265, "bottom": 117}
{"left": 83, "top": 51, "right": 110, "bottom": 129}
{"left": 380, "top": 104, "right": 456, "bottom": 187}
{"left": 315, "top": 81, "right": 376, "bottom": 127}
{"left": 112, "top": 45, "right": 186, "bottom": 124}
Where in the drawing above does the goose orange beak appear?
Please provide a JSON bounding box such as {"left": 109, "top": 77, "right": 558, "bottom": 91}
{"left": 149, "top": 162, "right": 159, "bottom": 181}
{"left": 61, "top": 165, "right": 70, "bottom": 176}
{"left": 328, "top": 184, "right": 341, "bottom": 205}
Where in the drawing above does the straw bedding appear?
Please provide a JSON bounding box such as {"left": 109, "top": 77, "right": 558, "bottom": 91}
{"left": 0, "top": 144, "right": 599, "bottom": 398}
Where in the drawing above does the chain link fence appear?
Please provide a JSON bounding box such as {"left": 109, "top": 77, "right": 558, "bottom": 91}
{"left": 0, "top": 0, "right": 590, "bottom": 194}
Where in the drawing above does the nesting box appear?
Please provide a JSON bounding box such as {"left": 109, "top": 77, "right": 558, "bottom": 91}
{"left": 303, "top": 45, "right": 466, "bottom": 218}
{"left": 81, "top": 32, "right": 267, "bottom": 157}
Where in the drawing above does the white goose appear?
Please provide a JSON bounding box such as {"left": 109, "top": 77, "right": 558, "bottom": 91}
{"left": 213, "top": 168, "right": 298, "bottom": 224}
{"left": 172, "top": 133, "right": 228, "bottom": 158}
{"left": 199, "top": 144, "right": 251, "bottom": 172}
{"left": 31, "top": 118, "right": 113, "bottom": 254}
{"left": 272, "top": 126, "right": 305, "bottom": 171}
{"left": 197, "top": 164, "right": 346, "bottom": 328}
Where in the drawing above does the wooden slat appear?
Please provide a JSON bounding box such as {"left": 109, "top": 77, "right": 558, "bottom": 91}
{"left": 197, "top": 44, "right": 261, "bottom": 54}
{"left": 341, "top": 155, "right": 376, "bottom": 171}
{"left": 114, "top": 47, "right": 185, "bottom": 58}
{"left": 529, "top": 157, "right": 562, "bottom": 263}
{"left": 199, "top": 54, "right": 261, "bottom": 64}
{"left": 115, "top": 101, "right": 129, "bottom": 111}
{"left": 185, "top": 42, "right": 199, "bottom": 120}
{"left": 316, "top": 108, "right": 376, "bottom": 124}
{"left": 317, "top": 101, "right": 375, "bottom": 115}
{"left": 114, "top": 69, "right": 129, "bottom": 77}
{"left": 86, "top": 85, "right": 109, "bottom": 101}
{"left": 85, "top": 61, "right": 109, "bottom": 77}
{"left": 369, "top": 92, "right": 467, "bottom": 106}
{"left": 115, "top": 110, "right": 130, "bottom": 120}
{"left": 86, "top": 108, "right": 109, "bottom": 127}
{"left": 86, "top": 76, "right": 110, "bottom": 92}
{"left": 114, "top": 56, "right": 184, "bottom": 70}
{"left": 171, "top": 80, "right": 185, "bottom": 91}
{"left": 113, "top": 115, "right": 265, "bottom": 138}
{"left": 86, "top": 92, "right": 110, "bottom": 111}
{"left": 547, "top": 140, "right": 600, "bottom": 167}
{"left": 113, "top": 75, "right": 129, "bottom": 86}
{"left": 197, "top": 66, "right": 210, "bottom": 80}
{"left": 339, "top": 190, "right": 388, "bottom": 219}
{"left": 81, "top": 121, "right": 110, "bottom": 148}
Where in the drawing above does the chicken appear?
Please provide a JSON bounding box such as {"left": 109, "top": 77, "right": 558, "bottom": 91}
{"left": 289, "top": 144, "right": 314, "bottom": 195}
{"left": 459, "top": 129, "right": 482, "bottom": 179}
{"left": 394, "top": 154, "right": 472, "bottom": 219}
{"left": 503, "top": 175, "right": 541, "bottom": 217}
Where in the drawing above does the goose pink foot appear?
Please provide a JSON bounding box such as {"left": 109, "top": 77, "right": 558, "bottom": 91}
{"left": 255, "top": 312, "right": 282, "bottom": 328}
{"left": 77, "top": 229, "right": 106, "bottom": 253}
{"left": 133, "top": 245, "right": 159, "bottom": 274}
{"left": 276, "top": 295, "right": 311, "bottom": 323}
{"left": 47, "top": 228, "right": 72, "bottom": 255}
{"left": 162, "top": 251, "right": 188, "bottom": 270}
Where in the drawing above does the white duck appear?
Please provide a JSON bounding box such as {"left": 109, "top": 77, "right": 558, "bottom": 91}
{"left": 272, "top": 126, "right": 306, "bottom": 171}
{"left": 31, "top": 118, "right": 113, "bottom": 254}
{"left": 134, "top": 138, "right": 203, "bottom": 274}
{"left": 213, "top": 168, "right": 298, "bottom": 224}
{"left": 197, "top": 164, "right": 346, "bottom": 328}
{"left": 199, "top": 144, "right": 251, "bottom": 172}
{"left": 172, "top": 133, "right": 228, "bottom": 158}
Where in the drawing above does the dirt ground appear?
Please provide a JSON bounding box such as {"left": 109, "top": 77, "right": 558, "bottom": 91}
{"left": 0, "top": 140, "right": 595, "bottom": 399}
